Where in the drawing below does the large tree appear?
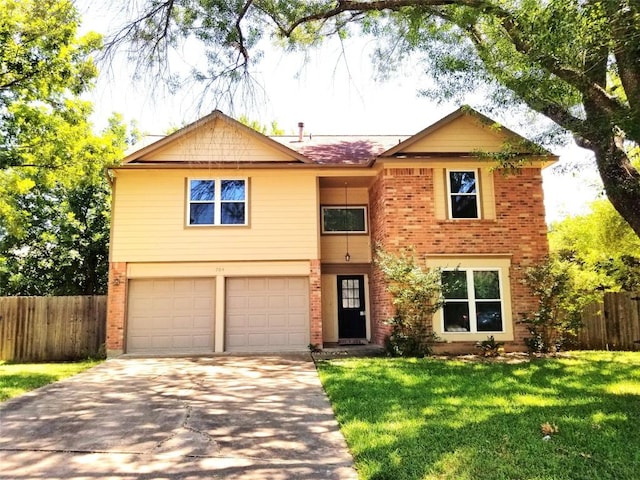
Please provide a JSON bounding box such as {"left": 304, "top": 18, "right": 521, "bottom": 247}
{"left": 0, "top": 0, "right": 129, "bottom": 295}
{"left": 109, "top": 0, "right": 640, "bottom": 237}
{"left": 0, "top": 0, "right": 100, "bottom": 168}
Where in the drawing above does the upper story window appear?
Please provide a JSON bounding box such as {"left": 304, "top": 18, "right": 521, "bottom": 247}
{"left": 441, "top": 269, "right": 503, "bottom": 333}
{"left": 448, "top": 170, "right": 480, "bottom": 219}
{"left": 321, "top": 206, "right": 368, "bottom": 234}
{"left": 188, "top": 179, "right": 247, "bottom": 226}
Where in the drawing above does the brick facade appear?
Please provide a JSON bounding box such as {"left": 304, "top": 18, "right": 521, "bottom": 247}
{"left": 309, "top": 259, "right": 323, "bottom": 347}
{"left": 106, "top": 262, "right": 127, "bottom": 357}
{"left": 368, "top": 166, "right": 549, "bottom": 351}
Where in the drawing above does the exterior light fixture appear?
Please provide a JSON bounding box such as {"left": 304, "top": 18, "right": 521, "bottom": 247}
{"left": 344, "top": 182, "right": 350, "bottom": 262}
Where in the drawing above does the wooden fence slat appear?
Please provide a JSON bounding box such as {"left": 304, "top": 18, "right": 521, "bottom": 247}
{"left": 0, "top": 296, "right": 107, "bottom": 362}
{"left": 578, "top": 292, "right": 640, "bottom": 351}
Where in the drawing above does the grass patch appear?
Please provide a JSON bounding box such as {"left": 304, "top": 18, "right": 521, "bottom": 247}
{"left": 317, "top": 351, "right": 640, "bottom": 480}
{"left": 0, "top": 360, "right": 101, "bottom": 401}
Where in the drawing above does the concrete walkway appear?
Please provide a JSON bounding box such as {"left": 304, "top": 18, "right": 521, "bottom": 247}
{"left": 0, "top": 355, "right": 358, "bottom": 479}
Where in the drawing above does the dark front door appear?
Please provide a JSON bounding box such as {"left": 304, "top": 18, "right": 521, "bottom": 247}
{"left": 337, "top": 275, "right": 367, "bottom": 339}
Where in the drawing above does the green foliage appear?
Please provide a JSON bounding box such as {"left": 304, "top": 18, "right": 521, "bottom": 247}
{"left": 0, "top": 0, "right": 101, "bottom": 168}
{"left": 317, "top": 352, "right": 640, "bottom": 480}
{"left": 0, "top": 360, "right": 100, "bottom": 401}
{"left": 375, "top": 248, "right": 443, "bottom": 357}
{"left": 237, "top": 115, "right": 285, "bottom": 135}
{"left": 0, "top": 113, "right": 127, "bottom": 295}
{"left": 475, "top": 335, "right": 505, "bottom": 357}
{"left": 0, "top": 1, "right": 129, "bottom": 295}
{"left": 550, "top": 198, "right": 640, "bottom": 292}
{"left": 519, "top": 257, "right": 593, "bottom": 353}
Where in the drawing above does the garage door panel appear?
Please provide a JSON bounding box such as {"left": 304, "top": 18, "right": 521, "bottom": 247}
{"left": 247, "top": 278, "right": 267, "bottom": 290}
{"left": 152, "top": 280, "right": 174, "bottom": 294}
{"left": 289, "top": 332, "right": 307, "bottom": 343}
{"left": 269, "top": 295, "right": 287, "bottom": 308}
{"left": 288, "top": 295, "right": 306, "bottom": 308}
{"left": 127, "top": 278, "right": 215, "bottom": 354}
{"left": 226, "top": 276, "right": 309, "bottom": 352}
{"left": 267, "top": 278, "right": 287, "bottom": 290}
{"left": 226, "top": 334, "right": 246, "bottom": 348}
{"left": 248, "top": 296, "right": 267, "bottom": 308}
{"left": 269, "top": 314, "right": 286, "bottom": 328}
{"left": 248, "top": 314, "right": 267, "bottom": 328}
{"left": 288, "top": 313, "right": 307, "bottom": 327}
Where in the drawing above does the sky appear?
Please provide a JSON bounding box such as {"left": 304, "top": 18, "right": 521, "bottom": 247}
{"left": 77, "top": 2, "right": 603, "bottom": 224}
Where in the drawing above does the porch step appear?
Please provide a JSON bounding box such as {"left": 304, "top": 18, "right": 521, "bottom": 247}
{"left": 338, "top": 338, "right": 368, "bottom": 345}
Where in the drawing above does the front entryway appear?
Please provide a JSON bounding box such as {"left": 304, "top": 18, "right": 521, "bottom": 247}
{"left": 337, "top": 275, "right": 367, "bottom": 342}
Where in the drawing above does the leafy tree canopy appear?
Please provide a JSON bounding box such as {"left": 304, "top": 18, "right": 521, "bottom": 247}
{"left": 0, "top": 110, "right": 128, "bottom": 295}
{"left": 0, "top": 0, "right": 100, "bottom": 168}
{"left": 550, "top": 198, "right": 640, "bottom": 292}
{"left": 108, "top": 0, "right": 640, "bottom": 237}
{"left": 0, "top": 0, "right": 131, "bottom": 295}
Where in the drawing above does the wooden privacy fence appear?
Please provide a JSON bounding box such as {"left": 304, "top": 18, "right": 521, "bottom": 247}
{"left": 0, "top": 296, "right": 106, "bottom": 362}
{"left": 577, "top": 291, "right": 640, "bottom": 351}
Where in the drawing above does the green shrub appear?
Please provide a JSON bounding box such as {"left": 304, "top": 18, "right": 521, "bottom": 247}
{"left": 376, "top": 247, "right": 443, "bottom": 357}
{"left": 475, "top": 335, "right": 505, "bottom": 357}
{"left": 519, "top": 257, "right": 592, "bottom": 353}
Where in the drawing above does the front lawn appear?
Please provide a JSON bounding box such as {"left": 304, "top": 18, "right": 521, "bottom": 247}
{"left": 0, "top": 360, "right": 100, "bottom": 401}
{"left": 317, "top": 351, "right": 640, "bottom": 480}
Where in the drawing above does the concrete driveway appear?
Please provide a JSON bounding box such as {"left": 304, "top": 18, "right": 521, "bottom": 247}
{"left": 0, "top": 355, "right": 357, "bottom": 479}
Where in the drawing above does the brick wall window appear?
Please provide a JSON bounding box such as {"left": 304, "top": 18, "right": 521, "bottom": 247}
{"left": 441, "top": 269, "right": 504, "bottom": 333}
{"left": 447, "top": 170, "right": 480, "bottom": 219}
{"left": 187, "top": 179, "right": 247, "bottom": 226}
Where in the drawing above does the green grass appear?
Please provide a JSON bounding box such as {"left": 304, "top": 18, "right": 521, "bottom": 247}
{"left": 0, "top": 360, "right": 101, "bottom": 401}
{"left": 317, "top": 351, "right": 640, "bottom": 480}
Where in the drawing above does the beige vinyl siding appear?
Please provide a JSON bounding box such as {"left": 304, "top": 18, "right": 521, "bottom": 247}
{"left": 321, "top": 274, "right": 339, "bottom": 343}
{"left": 404, "top": 116, "right": 506, "bottom": 153}
{"left": 479, "top": 168, "right": 496, "bottom": 219}
{"left": 111, "top": 169, "right": 319, "bottom": 262}
{"left": 126, "top": 261, "right": 311, "bottom": 279}
{"left": 320, "top": 187, "right": 371, "bottom": 263}
{"left": 139, "top": 118, "right": 298, "bottom": 162}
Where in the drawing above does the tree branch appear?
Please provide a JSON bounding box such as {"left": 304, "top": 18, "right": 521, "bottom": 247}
{"left": 278, "top": 0, "right": 496, "bottom": 37}
{"left": 234, "top": 1, "right": 255, "bottom": 67}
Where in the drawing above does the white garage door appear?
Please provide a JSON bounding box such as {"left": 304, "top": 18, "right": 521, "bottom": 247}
{"left": 226, "top": 277, "right": 309, "bottom": 352}
{"left": 127, "top": 278, "right": 215, "bottom": 354}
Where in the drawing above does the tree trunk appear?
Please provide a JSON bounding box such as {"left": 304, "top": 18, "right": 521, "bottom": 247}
{"left": 591, "top": 141, "right": 640, "bottom": 238}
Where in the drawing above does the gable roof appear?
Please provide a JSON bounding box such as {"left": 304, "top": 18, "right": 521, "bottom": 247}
{"left": 380, "top": 106, "right": 554, "bottom": 159}
{"left": 122, "top": 110, "right": 314, "bottom": 164}
{"left": 119, "top": 106, "right": 556, "bottom": 168}
{"left": 270, "top": 135, "right": 409, "bottom": 164}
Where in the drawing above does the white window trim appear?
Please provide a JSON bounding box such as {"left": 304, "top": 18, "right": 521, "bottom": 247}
{"left": 446, "top": 169, "right": 481, "bottom": 219}
{"left": 321, "top": 205, "right": 368, "bottom": 234}
{"left": 442, "top": 267, "right": 505, "bottom": 334}
{"left": 187, "top": 178, "right": 248, "bottom": 227}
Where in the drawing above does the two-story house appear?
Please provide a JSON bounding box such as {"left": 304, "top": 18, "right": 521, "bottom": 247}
{"left": 106, "top": 107, "right": 554, "bottom": 357}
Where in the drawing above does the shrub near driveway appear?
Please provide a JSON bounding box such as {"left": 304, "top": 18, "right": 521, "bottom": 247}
{"left": 0, "top": 360, "right": 100, "bottom": 401}
{"left": 316, "top": 352, "right": 640, "bottom": 480}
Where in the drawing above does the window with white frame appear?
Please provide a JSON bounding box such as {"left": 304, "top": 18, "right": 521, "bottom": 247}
{"left": 447, "top": 170, "right": 480, "bottom": 219}
{"left": 321, "top": 206, "right": 367, "bottom": 234}
{"left": 188, "top": 179, "right": 247, "bottom": 226}
{"left": 441, "top": 269, "right": 503, "bottom": 332}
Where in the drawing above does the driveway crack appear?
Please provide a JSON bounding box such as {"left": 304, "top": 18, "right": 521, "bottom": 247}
{"left": 151, "top": 401, "right": 220, "bottom": 456}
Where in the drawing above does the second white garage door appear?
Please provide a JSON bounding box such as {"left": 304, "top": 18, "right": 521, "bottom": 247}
{"left": 225, "top": 277, "right": 309, "bottom": 352}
